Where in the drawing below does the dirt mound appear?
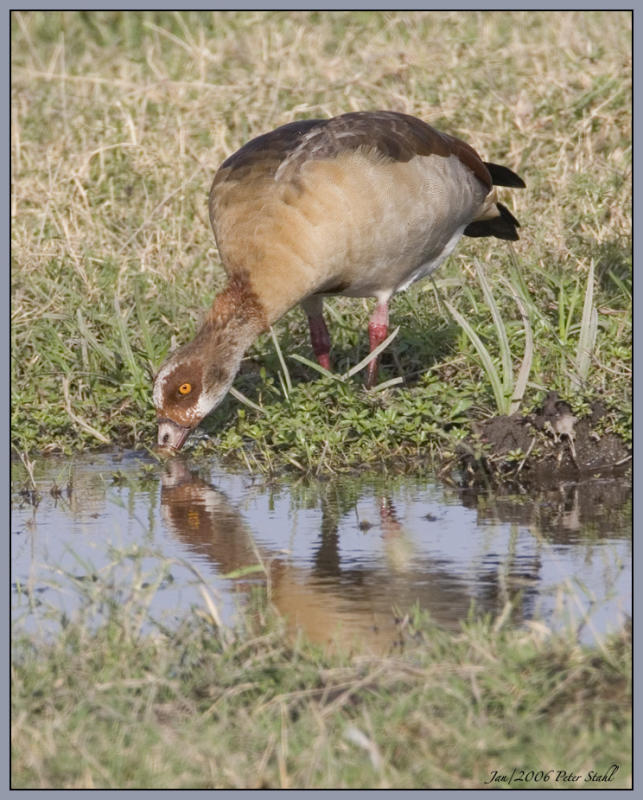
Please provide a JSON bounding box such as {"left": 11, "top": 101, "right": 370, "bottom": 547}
{"left": 457, "top": 392, "right": 631, "bottom": 488}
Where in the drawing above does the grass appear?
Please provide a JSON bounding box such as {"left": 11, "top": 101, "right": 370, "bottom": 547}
{"left": 444, "top": 259, "right": 534, "bottom": 416}
{"left": 11, "top": 552, "right": 632, "bottom": 789}
{"left": 11, "top": 10, "right": 631, "bottom": 468}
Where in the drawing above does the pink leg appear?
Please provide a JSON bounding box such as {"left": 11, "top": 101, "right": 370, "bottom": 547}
{"left": 307, "top": 313, "right": 331, "bottom": 370}
{"left": 366, "top": 301, "right": 389, "bottom": 388}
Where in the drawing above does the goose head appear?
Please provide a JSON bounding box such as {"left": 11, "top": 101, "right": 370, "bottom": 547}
{"left": 153, "top": 324, "right": 237, "bottom": 451}
{"left": 153, "top": 277, "right": 268, "bottom": 451}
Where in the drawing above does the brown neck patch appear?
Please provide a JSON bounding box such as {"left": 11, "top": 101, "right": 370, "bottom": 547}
{"left": 206, "top": 272, "right": 268, "bottom": 334}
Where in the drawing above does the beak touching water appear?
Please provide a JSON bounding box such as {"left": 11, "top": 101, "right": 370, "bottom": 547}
{"left": 157, "top": 419, "right": 192, "bottom": 452}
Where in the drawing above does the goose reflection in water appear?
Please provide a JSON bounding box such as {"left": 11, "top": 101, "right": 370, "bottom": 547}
{"left": 160, "top": 461, "right": 539, "bottom": 654}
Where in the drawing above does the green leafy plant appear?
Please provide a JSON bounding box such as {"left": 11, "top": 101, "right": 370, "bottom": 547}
{"left": 444, "top": 259, "right": 534, "bottom": 416}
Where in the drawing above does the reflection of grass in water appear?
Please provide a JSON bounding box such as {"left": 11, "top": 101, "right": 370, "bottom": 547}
{"left": 12, "top": 544, "right": 631, "bottom": 789}
{"left": 12, "top": 542, "right": 175, "bottom": 639}
{"left": 545, "top": 545, "right": 630, "bottom": 653}
{"left": 522, "top": 514, "right": 630, "bottom": 651}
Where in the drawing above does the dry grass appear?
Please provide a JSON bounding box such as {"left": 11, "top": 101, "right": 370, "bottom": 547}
{"left": 12, "top": 580, "right": 632, "bottom": 788}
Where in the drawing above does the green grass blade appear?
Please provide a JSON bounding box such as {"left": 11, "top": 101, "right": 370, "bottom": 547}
{"left": 507, "top": 248, "right": 543, "bottom": 321}
{"left": 133, "top": 281, "right": 158, "bottom": 366}
{"left": 289, "top": 353, "right": 340, "bottom": 381}
{"left": 573, "top": 260, "right": 597, "bottom": 389}
{"left": 222, "top": 564, "right": 266, "bottom": 579}
{"left": 564, "top": 288, "right": 580, "bottom": 345}
{"left": 500, "top": 276, "right": 534, "bottom": 414}
{"left": 372, "top": 376, "right": 404, "bottom": 392}
{"left": 113, "top": 295, "right": 142, "bottom": 383}
{"left": 76, "top": 309, "right": 117, "bottom": 370}
{"left": 269, "top": 326, "right": 292, "bottom": 396}
{"left": 345, "top": 326, "right": 400, "bottom": 379}
{"left": 445, "top": 300, "right": 507, "bottom": 414}
{"left": 229, "top": 386, "right": 264, "bottom": 414}
{"left": 475, "top": 259, "right": 513, "bottom": 399}
{"left": 558, "top": 281, "right": 566, "bottom": 341}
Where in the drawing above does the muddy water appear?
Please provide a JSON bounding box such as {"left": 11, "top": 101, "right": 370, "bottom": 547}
{"left": 12, "top": 452, "right": 631, "bottom": 653}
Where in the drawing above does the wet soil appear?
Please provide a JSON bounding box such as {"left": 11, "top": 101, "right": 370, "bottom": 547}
{"left": 457, "top": 392, "right": 631, "bottom": 488}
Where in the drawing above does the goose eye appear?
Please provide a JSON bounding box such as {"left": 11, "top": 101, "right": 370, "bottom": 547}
{"left": 178, "top": 382, "right": 192, "bottom": 396}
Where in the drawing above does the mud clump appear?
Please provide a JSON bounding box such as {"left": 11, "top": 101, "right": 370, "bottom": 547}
{"left": 458, "top": 392, "right": 631, "bottom": 488}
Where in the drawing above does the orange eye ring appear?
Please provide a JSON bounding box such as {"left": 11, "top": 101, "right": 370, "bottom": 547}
{"left": 178, "top": 382, "right": 192, "bottom": 396}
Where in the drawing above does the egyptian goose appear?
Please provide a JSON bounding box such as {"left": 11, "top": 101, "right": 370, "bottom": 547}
{"left": 154, "top": 111, "right": 524, "bottom": 450}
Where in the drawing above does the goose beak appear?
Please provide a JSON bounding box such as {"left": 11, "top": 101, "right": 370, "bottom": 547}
{"left": 157, "top": 419, "right": 191, "bottom": 451}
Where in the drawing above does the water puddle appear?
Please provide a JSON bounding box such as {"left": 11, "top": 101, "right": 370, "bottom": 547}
{"left": 12, "top": 452, "right": 631, "bottom": 653}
